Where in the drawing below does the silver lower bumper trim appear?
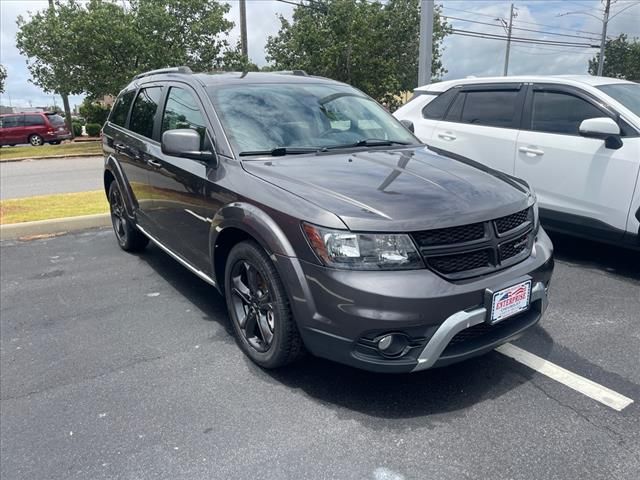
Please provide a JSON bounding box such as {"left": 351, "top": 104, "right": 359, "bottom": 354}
{"left": 412, "top": 281, "right": 547, "bottom": 371}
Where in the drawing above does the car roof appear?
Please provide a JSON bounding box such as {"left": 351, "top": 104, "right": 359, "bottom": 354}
{"left": 415, "top": 75, "right": 635, "bottom": 93}
{"left": 128, "top": 70, "right": 345, "bottom": 90}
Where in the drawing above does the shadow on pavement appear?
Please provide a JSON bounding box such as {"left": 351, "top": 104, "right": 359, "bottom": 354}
{"left": 548, "top": 231, "right": 640, "bottom": 281}
{"left": 138, "top": 243, "right": 557, "bottom": 422}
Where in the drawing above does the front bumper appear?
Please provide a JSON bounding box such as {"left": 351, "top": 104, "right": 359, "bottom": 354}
{"left": 276, "top": 228, "right": 554, "bottom": 373}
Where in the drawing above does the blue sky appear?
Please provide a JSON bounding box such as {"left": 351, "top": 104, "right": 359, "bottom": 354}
{"left": 0, "top": 0, "right": 638, "bottom": 109}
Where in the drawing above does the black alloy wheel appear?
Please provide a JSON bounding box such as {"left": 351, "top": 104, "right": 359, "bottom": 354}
{"left": 107, "top": 181, "right": 148, "bottom": 252}
{"left": 224, "top": 241, "right": 304, "bottom": 368}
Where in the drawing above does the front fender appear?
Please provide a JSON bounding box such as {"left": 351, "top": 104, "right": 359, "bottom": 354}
{"left": 209, "top": 202, "right": 297, "bottom": 260}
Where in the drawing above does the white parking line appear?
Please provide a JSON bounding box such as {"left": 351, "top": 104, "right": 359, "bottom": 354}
{"left": 496, "top": 343, "right": 634, "bottom": 412}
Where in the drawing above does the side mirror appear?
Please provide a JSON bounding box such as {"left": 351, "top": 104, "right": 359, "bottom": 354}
{"left": 579, "top": 117, "right": 623, "bottom": 150}
{"left": 400, "top": 119, "right": 415, "bottom": 133}
{"left": 161, "top": 129, "right": 218, "bottom": 165}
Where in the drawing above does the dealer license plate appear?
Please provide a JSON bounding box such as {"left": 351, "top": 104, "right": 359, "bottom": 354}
{"left": 490, "top": 280, "right": 531, "bottom": 324}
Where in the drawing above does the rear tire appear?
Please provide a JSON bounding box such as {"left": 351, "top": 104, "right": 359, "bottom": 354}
{"left": 108, "top": 181, "right": 148, "bottom": 252}
{"left": 224, "top": 241, "right": 304, "bottom": 369}
{"left": 29, "top": 135, "right": 44, "bottom": 146}
{"left": 49, "top": 140, "right": 61, "bottom": 145}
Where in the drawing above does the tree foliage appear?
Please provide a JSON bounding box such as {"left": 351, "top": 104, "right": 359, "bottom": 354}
{"left": 0, "top": 64, "right": 7, "bottom": 94}
{"left": 16, "top": 0, "right": 241, "bottom": 98}
{"left": 589, "top": 34, "right": 640, "bottom": 81}
{"left": 79, "top": 98, "right": 111, "bottom": 125}
{"left": 265, "top": 0, "right": 449, "bottom": 108}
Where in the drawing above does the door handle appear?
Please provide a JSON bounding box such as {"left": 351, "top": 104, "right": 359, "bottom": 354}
{"left": 147, "top": 159, "right": 162, "bottom": 168}
{"left": 114, "top": 143, "right": 126, "bottom": 153}
{"left": 519, "top": 146, "right": 544, "bottom": 156}
{"left": 437, "top": 132, "right": 456, "bottom": 141}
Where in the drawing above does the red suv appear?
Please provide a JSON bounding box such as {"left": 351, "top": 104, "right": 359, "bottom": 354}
{"left": 0, "top": 112, "right": 72, "bottom": 147}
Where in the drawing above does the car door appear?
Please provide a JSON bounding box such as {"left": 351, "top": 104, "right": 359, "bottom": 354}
{"left": 515, "top": 84, "right": 640, "bottom": 240}
{"left": 428, "top": 84, "right": 526, "bottom": 174}
{"left": 395, "top": 89, "right": 456, "bottom": 142}
{"left": 145, "top": 84, "right": 223, "bottom": 272}
{"left": 114, "top": 85, "right": 163, "bottom": 228}
{"left": 0, "top": 115, "right": 25, "bottom": 145}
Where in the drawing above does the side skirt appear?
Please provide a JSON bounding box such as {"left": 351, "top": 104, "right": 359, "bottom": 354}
{"left": 136, "top": 224, "right": 217, "bottom": 287}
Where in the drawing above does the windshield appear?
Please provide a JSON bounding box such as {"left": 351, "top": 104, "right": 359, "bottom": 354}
{"left": 597, "top": 83, "right": 640, "bottom": 117}
{"left": 207, "top": 83, "right": 418, "bottom": 155}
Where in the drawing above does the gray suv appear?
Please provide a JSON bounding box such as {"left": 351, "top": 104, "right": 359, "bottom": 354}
{"left": 103, "top": 68, "right": 554, "bottom": 373}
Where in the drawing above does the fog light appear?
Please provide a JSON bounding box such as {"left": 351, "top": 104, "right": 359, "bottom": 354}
{"left": 377, "top": 333, "right": 409, "bottom": 357}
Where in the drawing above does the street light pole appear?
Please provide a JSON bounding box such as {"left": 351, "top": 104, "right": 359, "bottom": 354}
{"left": 239, "top": 0, "right": 248, "bottom": 58}
{"left": 418, "top": 0, "right": 434, "bottom": 86}
{"left": 503, "top": 3, "right": 517, "bottom": 76}
{"left": 597, "top": 0, "right": 611, "bottom": 76}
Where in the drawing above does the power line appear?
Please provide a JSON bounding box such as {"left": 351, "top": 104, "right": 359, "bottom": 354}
{"left": 450, "top": 29, "right": 599, "bottom": 48}
{"left": 442, "top": 5, "right": 603, "bottom": 37}
{"left": 442, "top": 15, "right": 600, "bottom": 41}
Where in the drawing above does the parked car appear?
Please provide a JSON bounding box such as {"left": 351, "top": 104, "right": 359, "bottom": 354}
{"left": 103, "top": 67, "right": 554, "bottom": 373}
{"left": 0, "top": 112, "right": 72, "bottom": 146}
{"left": 394, "top": 76, "right": 640, "bottom": 249}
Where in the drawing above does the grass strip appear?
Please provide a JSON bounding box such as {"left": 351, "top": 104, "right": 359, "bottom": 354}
{"left": 0, "top": 141, "right": 102, "bottom": 161}
{"left": 0, "top": 190, "right": 108, "bottom": 224}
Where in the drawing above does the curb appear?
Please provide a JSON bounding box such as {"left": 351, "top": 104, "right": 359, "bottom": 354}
{"left": 0, "top": 154, "right": 103, "bottom": 164}
{"left": 0, "top": 213, "right": 111, "bottom": 241}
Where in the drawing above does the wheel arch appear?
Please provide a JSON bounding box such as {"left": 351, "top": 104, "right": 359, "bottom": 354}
{"left": 210, "top": 203, "right": 298, "bottom": 290}
{"left": 104, "top": 155, "right": 137, "bottom": 219}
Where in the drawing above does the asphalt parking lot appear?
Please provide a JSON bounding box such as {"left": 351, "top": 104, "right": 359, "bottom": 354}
{"left": 1, "top": 228, "right": 639, "bottom": 479}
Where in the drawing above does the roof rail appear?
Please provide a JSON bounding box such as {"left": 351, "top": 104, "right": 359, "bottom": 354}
{"left": 271, "top": 70, "right": 309, "bottom": 77}
{"left": 134, "top": 66, "right": 193, "bottom": 80}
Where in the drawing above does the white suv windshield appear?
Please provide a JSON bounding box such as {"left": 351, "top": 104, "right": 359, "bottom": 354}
{"left": 597, "top": 83, "right": 640, "bottom": 117}
{"left": 207, "top": 83, "right": 417, "bottom": 155}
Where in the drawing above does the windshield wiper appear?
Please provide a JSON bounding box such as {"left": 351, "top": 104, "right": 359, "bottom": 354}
{"left": 239, "top": 147, "right": 319, "bottom": 157}
{"left": 325, "top": 139, "right": 412, "bottom": 149}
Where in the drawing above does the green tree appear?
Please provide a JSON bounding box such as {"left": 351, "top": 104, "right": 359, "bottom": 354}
{"left": 0, "top": 64, "right": 7, "bottom": 94}
{"left": 265, "top": 0, "right": 449, "bottom": 108}
{"left": 17, "top": 0, "right": 240, "bottom": 101}
{"left": 79, "top": 98, "right": 111, "bottom": 125}
{"left": 16, "top": 0, "right": 83, "bottom": 135}
{"left": 589, "top": 34, "right": 640, "bottom": 81}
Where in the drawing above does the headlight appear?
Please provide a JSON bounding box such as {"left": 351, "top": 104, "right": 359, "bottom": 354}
{"left": 303, "top": 223, "right": 424, "bottom": 270}
{"left": 529, "top": 189, "right": 540, "bottom": 232}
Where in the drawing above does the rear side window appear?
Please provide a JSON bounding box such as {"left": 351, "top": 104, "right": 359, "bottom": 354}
{"left": 46, "top": 114, "right": 65, "bottom": 127}
{"left": 531, "top": 91, "right": 605, "bottom": 135}
{"left": 0, "top": 115, "right": 23, "bottom": 128}
{"left": 129, "top": 87, "right": 162, "bottom": 139}
{"left": 422, "top": 89, "right": 456, "bottom": 119}
{"left": 459, "top": 90, "right": 519, "bottom": 128}
{"left": 24, "top": 115, "right": 46, "bottom": 126}
{"left": 161, "top": 87, "right": 209, "bottom": 149}
{"left": 444, "top": 93, "right": 465, "bottom": 122}
{"left": 110, "top": 90, "right": 136, "bottom": 127}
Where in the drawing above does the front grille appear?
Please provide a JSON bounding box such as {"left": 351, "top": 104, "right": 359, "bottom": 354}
{"left": 494, "top": 208, "right": 529, "bottom": 234}
{"left": 428, "top": 249, "right": 491, "bottom": 274}
{"left": 411, "top": 207, "right": 533, "bottom": 279}
{"left": 448, "top": 322, "right": 496, "bottom": 346}
{"left": 413, "top": 222, "right": 485, "bottom": 247}
{"left": 500, "top": 233, "right": 530, "bottom": 261}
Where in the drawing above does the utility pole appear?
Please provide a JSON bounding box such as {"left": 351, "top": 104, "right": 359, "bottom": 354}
{"left": 239, "top": 0, "right": 248, "bottom": 58}
{"left": 503, "top": 3, "right": 517, "bottom": 76}
{"left": 597, "top": 0, "right": 611, "bottom": 76}
{"left": 418, "top": 0, "right": 434, "bottom": 86}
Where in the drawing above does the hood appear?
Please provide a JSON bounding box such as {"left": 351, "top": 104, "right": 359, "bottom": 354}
{"left": 242, "top": 146, "right": 533, "bottom": 232}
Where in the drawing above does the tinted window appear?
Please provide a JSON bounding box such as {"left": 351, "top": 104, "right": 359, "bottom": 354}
{"left": 444, "top": 92, "right": 465, "bottom": 122}
{"left": 46, "top": 114, "right": 65, "bottom": 127}
{"left": 129, "top": 87, "right": 162, "bottom": 139}
{"left": 422, "top": 89, "right": 456, "bottom": 119}
{"left": 460, "top": 90, "right": 519, "bottom": 128}
{"left": 24, "top": 115, "right": 46, "bottom": 126}
{"left": 531, "top": 91, "right": 604, "bottom": 135}
{"left": 161, "top": 87, "right": 209, "bottom": 150}
{"left": 0, "top": 115, "right": 23, "bottom": 128}
{"left": 110, "top": 90, "right": 136, "bottom": 127}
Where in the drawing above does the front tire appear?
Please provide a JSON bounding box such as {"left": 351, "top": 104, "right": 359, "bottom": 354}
{"left": 29, "top": 134, "right": 44, "bottom": 146}
{"left": 224, "top": 241, "right": 304, "bottom": 369}
{"left": 108, "top": 181, "right": 148, "bottom": 252}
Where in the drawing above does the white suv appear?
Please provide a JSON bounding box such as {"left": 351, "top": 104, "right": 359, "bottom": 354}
{"left": 394, "top": 75, "right": 640, "bottom": 248}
